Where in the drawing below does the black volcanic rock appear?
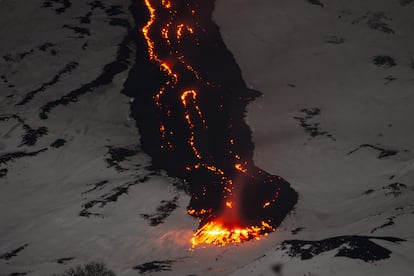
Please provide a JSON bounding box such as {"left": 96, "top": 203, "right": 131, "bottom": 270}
{"left": 124, "top": 0, "right": 297, "bottom": 233}
{"left": 280, "top": 236, "right": 405, "bottom": 262}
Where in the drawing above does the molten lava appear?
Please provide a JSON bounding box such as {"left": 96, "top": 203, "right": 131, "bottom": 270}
{"left": 191, "top": 220, "right": 274, "bottom": 247}
{"left": 137, "top": 0, "right": 298, "bottom": 247}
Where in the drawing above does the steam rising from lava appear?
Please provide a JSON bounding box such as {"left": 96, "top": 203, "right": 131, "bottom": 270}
{"left": 126, "top": 0, "right": 298, "bottom": 247}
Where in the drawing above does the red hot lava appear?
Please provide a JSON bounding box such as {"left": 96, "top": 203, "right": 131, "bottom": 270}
{"left": 137, "top": 0, "right": 298, "bottom": 247}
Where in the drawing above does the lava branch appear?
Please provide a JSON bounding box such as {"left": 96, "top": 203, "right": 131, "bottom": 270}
{"left": 140, "top": 0, "right": 298, "bottom": 248}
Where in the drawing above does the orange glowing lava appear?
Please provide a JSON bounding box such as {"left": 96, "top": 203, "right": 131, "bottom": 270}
{"left": 191, "top": 220, "right": 274, "bottom": 247}
{"left": 141, "top": 0, "right": 283, "bottom": 248}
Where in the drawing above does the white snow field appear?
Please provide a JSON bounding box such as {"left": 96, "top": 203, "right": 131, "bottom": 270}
{"left": 1, "top": 0, "right": 413, "bottom": 275}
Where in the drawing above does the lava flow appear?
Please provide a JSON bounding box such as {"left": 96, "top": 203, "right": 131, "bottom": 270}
{"left": 125, "top": 0, "right": 298, "bottom": 247}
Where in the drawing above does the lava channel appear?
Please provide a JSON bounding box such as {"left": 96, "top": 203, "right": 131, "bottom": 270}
{"left": 124, "top": 0, "right": 298, "bottom": 247}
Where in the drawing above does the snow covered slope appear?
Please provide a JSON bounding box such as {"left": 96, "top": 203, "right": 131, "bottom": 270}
{"left": 215, "top": 0, "right": 414, "bottom": 275}
{"left": 0, "top": 0, "right": 413, "bottom": 275}
{"left": 0, "top": 1, "right": 195, "bottom": 275}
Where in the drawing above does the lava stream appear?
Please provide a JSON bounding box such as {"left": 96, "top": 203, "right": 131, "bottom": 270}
{"left": 135, "top": 0, "right": 298, "bottom": 247}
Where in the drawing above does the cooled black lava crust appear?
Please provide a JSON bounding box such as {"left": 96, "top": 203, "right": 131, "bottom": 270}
{"left": 123, "top": 0, "right": 298, "bottom": 229}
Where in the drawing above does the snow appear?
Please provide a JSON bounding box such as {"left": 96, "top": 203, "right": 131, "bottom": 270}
{"left": 214, "top": 0, "right": 414, "bottom": 275}
{"left": 1, "top": 0, "right": 413, "bottom": 275}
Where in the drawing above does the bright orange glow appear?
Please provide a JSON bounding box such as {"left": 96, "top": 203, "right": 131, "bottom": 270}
{"left": 161, "top": 0, "right": 172, "bottom": 8}
{"left": 177, "top": 24, "right": 184, "bottom": 40}
{"left": 191, "top": 220, "right": 274, "bottom": 247}
{"left": 160, "top": 62, "right": 178, "bottom": 83}
{"left": 187, "top": 208, "right": 212, "bottom": 221}
{"left": 142, "top": 0, "right": 276, "bottom": 248}
{"left": 180, "top": 90, "right": 208, "bottom": 158}
{"left": 142, "top": 0, "right": 177, "bottom": 82}
{"left": 189, "top": 135, "right": 202, "bottom": 159}
{"left": 206, "top": 165, "right": 224, "bottom": 175}
{"left": 142, "top": 0, "right": 156, "bottom": 60}
{"left": 193, "top": 163, "right": 225, "bottom": 175}
{"left": 180, "top": 90, "right": 196, "bottom": 107}
{"left": 161, "top": 28, "right": 170, "bottom": 44}
{"left": 180, "top": 90, "right": 207, "bottom": 126}
{"left": 235, "top": 163, "right": 248, "bottom": 174}
{"left": 176, "top": 24, "right": 195, "bottom": 43}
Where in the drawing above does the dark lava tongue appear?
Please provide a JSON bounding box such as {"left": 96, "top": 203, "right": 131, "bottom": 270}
{"left": 124, "top": 0, "right": 298, "bottom": 244}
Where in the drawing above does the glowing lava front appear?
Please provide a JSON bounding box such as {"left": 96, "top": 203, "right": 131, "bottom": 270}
{"left": 191, "top": 220, "right": 274, "bottom": 247}
{"left": 138, "top": 0, "right": 298, "bottom": 247}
